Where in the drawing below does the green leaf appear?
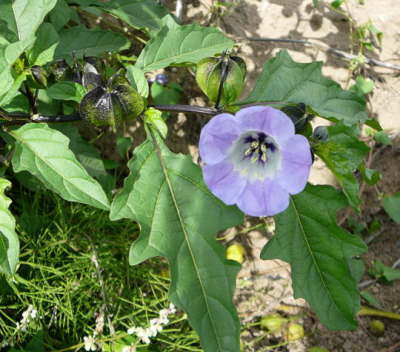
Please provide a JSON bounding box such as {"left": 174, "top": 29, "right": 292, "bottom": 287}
{"left": 144, "top": 108, "right": 168, "bottom": 138}
{"left": 360, "top": 291, "right": 382, "bottom": 309}
{"left": 110, "top": 132, "right": 243, "bottom": 352}
{"left": 27, "top": 22, "right": 59, "bottom": 66}
{"left": 261, "top": 184, "right": 367, "bottom": 330}
{"left": 49, "top": 0, "right": 74, "bottom": 31}
{"left": 369, "top": 260, "right": 400, "bottom": 282}
{"left": 47, "top": 81, "right": 86, "bottom": 102}
{"left": 100, "top": 0, "right": 169, "bottom": 31}
{"left": 382, "top": 193, "right": 400, "bottom": 223}
{"left": 116, "top": 136, "right": 133, "bottom": 158}
{"left": 10, "top": 123, "right": 110, "bottom": 210}
{"left": 360, "top": 166, "right": 381, "bottom": 185}
{"left": 350, "top": 76, "right": 374, "bottom": 96}
{"left": 374, "top": 131, "right": 392, "bottom": 145}
{"left": 126, "top": 65, "right": 149, "bottom": 98}
{"left": 0, "top": 178, "right": 19, "bottom": 275}
{"left": 331, "top": 0, "right": 345, "bottom": 8}
{"left": 151, "top": 81, "right": 182, "bottom": 106}
{"left": 242, "top": 51, "right": 367, "bottom": 125}
{"left": 0, "top": 0, "right": 18, "bottom": 43}
{"left": 55, "top": 26, "right": 130, "bottom": 61}
{"left": 314, "top": 123, "right": 369, "bottom": 209}
{"left": 12, "top": 0, "right": 58, "bottom": 41}
{"left": 51, "top": 124, "right": 115, "bottom": 193}
{"left": 136, "top": 24, "right": 234, "bottom": 72}
{"left": 0, "top": 36, "right": 36, "bottom": 101}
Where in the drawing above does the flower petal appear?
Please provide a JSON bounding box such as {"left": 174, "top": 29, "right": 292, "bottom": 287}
{"left": 236, "top": 106, "right": 295, "bottom": 146}
{"left": 199, "top": 113, "right": 241, "bottom": 165}
{"left": 276, "top": 135, "right": 312, "bottom": 194}
{"left": 203, "top": 160, "right": 247, "bottom": 205}
{"left": 237, "top": 178, "right": 289, "bottom": 217}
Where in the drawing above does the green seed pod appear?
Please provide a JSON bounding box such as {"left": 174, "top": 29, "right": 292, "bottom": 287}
{"left": 196, "top": 55, "right": 246, "bottom": 106}
{"left": 369, "top": 319, "right": 385, "bottom": 336}
{"left": 260, "top": 313, "right": 287, "bottom": 333}
{"left": 79, "top": 79, "right": 145, "bottom": 130}
{"left": 287, "top": 323, "right": 305, "bottom": 341}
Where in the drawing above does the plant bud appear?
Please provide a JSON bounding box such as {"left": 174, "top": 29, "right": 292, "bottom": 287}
{"left": 287, "top": 323, "right": 304, "bottom": 341}
{"left": 226, "top": 243, "right": 246, "bottom": 264}
{"left": 196, "top": 55, "right": 246, "bottom": 106}
{"left": 369, "top": 319, "right": 385, "bottom": 336}
{"left": 313, "top": 126, "right": 329, "bottom": 141}
{"left": 260, "top": 313, "right": 287, "bottom": 333}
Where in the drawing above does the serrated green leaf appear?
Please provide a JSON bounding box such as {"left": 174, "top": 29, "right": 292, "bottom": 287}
{"left": 47, "top": 81, "right": 86, "bottom": 102}
{"left": 136, "top": 24, "right": 234, "bottom": 72}
{"left": 12, "top": 0, "right": 58, "bottom": 41}
{"left": 55, "top": 26, "right": 130, "bottom": 61}
{"left": 100, "top": 0, "right": 169, "bottom": 31}
{"left": 126, "top": 65, "right": 149, "bottom": 98}
{"left": 382, "top": 193, "right": 400, "bottom": 223}
{"left": 261, "top": 184, "right": 367, "bottom": 330}
{"left": 10, "top": 123, "right": 110, "bottom": 210}
{"left": 110, "top": 133, "right": 243, "bottom": 352}
{"left": 0, "top": 178, "right": 19, "bottom": 275}
{"left": 27, "top": 22, "right": 59, "bottom": 66}
{"left": 314, "top": 123, "right": 369, "bottom": 209}
{"left": 242, "top": 51, "right": 367, "bottom": 125}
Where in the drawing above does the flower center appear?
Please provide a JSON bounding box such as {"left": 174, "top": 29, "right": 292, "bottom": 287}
{"left": 230, "top": 131, "right": 281, "bottom": 181}
{"left": 242, "top": 133, "right": 276, "bottom": 164}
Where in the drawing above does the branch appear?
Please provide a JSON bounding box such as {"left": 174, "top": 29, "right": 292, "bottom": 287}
{"left": 245, "top": 37, "right": 400, "bottom": 71}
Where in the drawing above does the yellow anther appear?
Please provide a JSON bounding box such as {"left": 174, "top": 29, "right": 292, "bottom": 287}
{"left": 250, "top": 141, "right": 259, "bottom": 149}
{"left": 260, "top": 143, "right": 268, "bottom": 153}
{"left": 261, "top": 151, "right": 268, "bottom": 163}
{"left": 250, "top": 154, "right": 259, "bottom": 163}
{"left": 244, "top": 147, "right": 253, "bottom": 157}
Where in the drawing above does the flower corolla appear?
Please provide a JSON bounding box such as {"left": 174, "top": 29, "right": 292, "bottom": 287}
{"left": 199, "top": 106, "right": 312, "bottom": 216}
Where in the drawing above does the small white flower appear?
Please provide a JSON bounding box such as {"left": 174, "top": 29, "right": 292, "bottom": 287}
{"left": 127, "top": 326, "right": 136, "bottom": 335}
{"left": 168, "top": 303, "right": 176, "bottom": 314}
{"left": 83, "top": 336, "right": 97, "bottom": 351}
{"left": 30, "top": 309, "right": 38, "bottom": 319}
{"left": 122, "top": 345, "right": 136, "bottom": 352}
{"left": 134, "top": 327, "right": 151, "bottom": 344}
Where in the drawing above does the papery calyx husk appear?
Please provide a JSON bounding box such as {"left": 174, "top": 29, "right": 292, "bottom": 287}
{"left": 196, "top": 55, "right": 246, "bottom": 106}
{"left": 79, "top": 71, "right": 146, "bottom": 129}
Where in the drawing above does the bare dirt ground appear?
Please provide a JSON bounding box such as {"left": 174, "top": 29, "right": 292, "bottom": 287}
{"left": 168, "top": 1, "right": 400, "bottom": 351}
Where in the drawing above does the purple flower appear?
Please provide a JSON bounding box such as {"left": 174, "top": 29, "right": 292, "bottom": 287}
{"left": 199, "top": 106, "right": 312, "bottom": 216}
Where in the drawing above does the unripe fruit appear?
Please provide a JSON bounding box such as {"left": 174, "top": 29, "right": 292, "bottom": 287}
{"left": 196, "top": 55, "right": 246, "bottom": 106}
{"left": 287, "top": 323, "right": 304, "bottom": 341}
{"left": 79, "top": 75, "right": 145, "bottom": 129}
{"left": 226, "top": 243, "right": 246, "bottom": 264}
{"left": 260, "top": 313, "right": 287, "bottom": 333}
{"left": 369, "top": 319, "right": 385, "bottom": 336}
